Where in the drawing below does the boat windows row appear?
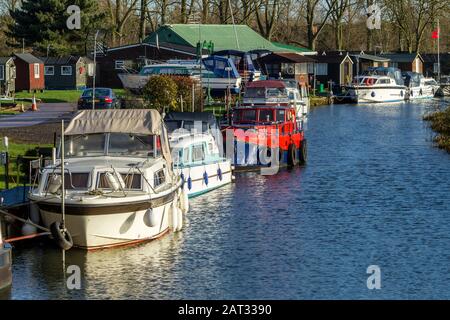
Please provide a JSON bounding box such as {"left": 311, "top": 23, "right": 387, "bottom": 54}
{"left": 62, "top": 133, "right": 162, "bottom": 158}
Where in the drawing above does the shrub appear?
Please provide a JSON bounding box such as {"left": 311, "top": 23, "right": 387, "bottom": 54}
{"left": 142, "top": 75, "right": 178, "bottom": 112}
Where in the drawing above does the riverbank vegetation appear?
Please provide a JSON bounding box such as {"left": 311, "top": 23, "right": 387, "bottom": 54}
{"left": 424, "top": 107, "right": 450, "bottom": 152}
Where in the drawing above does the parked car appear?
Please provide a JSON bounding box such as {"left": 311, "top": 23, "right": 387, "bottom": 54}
{"left": 78, "top": 88, "right": 120, "bottom": 110}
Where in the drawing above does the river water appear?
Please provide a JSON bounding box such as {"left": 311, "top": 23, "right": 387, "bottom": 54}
{"left": 3, "top": 98, "right": 450, "bottom": 300}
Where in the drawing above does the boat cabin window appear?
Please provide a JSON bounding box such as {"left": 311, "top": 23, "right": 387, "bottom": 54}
{"left": 97, "top": 172, "right": 142, "bottom": 190}
{"left": 377, "top": 78, "right": 390, "bottom": 84}
{"left": 63, "top": 133, "right": 157, "bottom": 158}
{"left": 259, "top": 109, "right": 274, "bottom": 122}
{"left": 276, "top": 110, "right": 286, "bottom": 122}
{"left": 192, "top": 144, "right": 205, "bottom": 162}
{"left": 154, "top": 169, "right": 166, "bottom": 188}
{"left": 65, "top": 134, "right": 106, "bottom": 157}
{"left": 46, "top": 172, "right": 90, "bottom": 191}
{"left": 241, "top": 110, "right": 257, "bottom": 122}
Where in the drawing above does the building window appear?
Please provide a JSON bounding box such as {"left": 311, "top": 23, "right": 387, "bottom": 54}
{"left": 391, "top": 62, "right": 398, "bottom": 68}
{"left": 34, "top": 63, "right": 40, "bottom": 79}
{"left": 87, "top": 63, "right": 94, "bottom": 76}
{"left": 115, "top": 60, "right": 125, "bottom": 70}
{"left": 433, "top": 63, "right": 440, "bottom": 73}
{"left": 44, "top": 66, "right": 54, "bottom": 76}
{"left": 307, "top": 63, "right": 315, "bottom": 74}
{"left": 61, "top": 66, "right": 72, "bottom": 76}
{"left": 0, "top": 65, "right": 4, "bottom": 81}
{"left": 315, "top": 63, "right": 328, "bottom": 76}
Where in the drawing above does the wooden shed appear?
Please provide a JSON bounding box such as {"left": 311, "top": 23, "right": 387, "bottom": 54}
{"left": 379, "top": 53, "right": 424, "bottom": 73}
{"left": 313, "top": 52, "right": 354, "bottom": 86}
{"left": 0, "top": 57, "right": 16, "bottom": 96}
{"left": 13, "top": 53, "right": 45, "bottom": 92}
{"left": 42, "top": 56, "right": 94, "bottom": 90}
{"left": 96, "top": 42, "right": 197, "bottom": 88}
{"left": 258, "top": 52, "right": 316, "bottom": 86}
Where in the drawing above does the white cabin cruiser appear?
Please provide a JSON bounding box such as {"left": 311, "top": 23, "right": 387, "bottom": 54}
{"left": 29, "top": 110, "right": 188, "bottom": 250}
{"left": 165, "top": 112, "right": 233, "bottom": 197}
{"left": 347, "top": 67, "right": 407, "bottom": 103}
{"left": 403, "top": 72, "right": 440, "bottom": 100}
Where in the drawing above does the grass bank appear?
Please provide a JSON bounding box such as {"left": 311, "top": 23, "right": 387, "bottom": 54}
{"left": 424, "top": 107, "right": 450, "bottom": 152}
{"left": 0, "top": 141, "right": 52, "bottom": 189}
{"left": 14, "top": 89, "right": 127, "bottom": 103}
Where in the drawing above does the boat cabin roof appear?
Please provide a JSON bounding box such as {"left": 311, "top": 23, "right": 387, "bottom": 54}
{"left": 65, "top": 109, "right": 163, "bottom": 136}
{"left": 246, "top": 80, "right": 286, "bottom": 89}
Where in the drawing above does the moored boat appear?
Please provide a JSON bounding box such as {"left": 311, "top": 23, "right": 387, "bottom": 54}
{"left": 165, "top": 112, "right": 232, "bottom": 197}
{"left": 0, "top": 222, "right": 12, "bottom": 291}
{"left": 29, "top": 109, "right": 188, "bottom": 250}
{"left": 403, "top": 72, "right": 440, "bottom": 100}
{"left": 347, "top": 67, "right": 407, "bottom": 103}
{"left": 222, "top": 104, "right": 307, "bottom": 172}
{"left": 118, "top": 56, "right": 242, "bottom": 97}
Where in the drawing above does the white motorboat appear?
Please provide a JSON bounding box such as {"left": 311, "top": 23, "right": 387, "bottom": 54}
{"left": 165, "top": 112, "right": 233, "bottom": 197}
{"left": 403, "top": 72, "right": 440, "bottom": 100}
{"left": 438, "top": 76, "right": 450, "bottom": 96}
{"left": 347, "top": 67, "right": 407, "bottom": 103}
{"left": 29, "top": 110, "right": 188, "bottom": 250}
{"left": 118, "top": 56, "right": 242, "bottom": 97}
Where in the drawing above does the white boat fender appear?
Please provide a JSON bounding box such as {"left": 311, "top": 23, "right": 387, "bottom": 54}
{"left": 171, "top": 199, "right": 179, "bottom": 232}
{"left": 50, "top": 221, "right": 73, "bottom": 251}
{"left": 21, "top": 220, "right": 37, "bottom": 236}
{"left": 176, "top": 207, "right": 183, "bottom": 231}
{"left": 143, "top": 209, "right": 158, "bottom": 227}
{"left": 178, "top": 189, "right": 189, "bottom": 214}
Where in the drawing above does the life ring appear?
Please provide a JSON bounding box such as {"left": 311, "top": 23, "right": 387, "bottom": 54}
{"left": 299, "top": 139, "right": 308, "bottom": 165}
{"left": 50, "top": 221, "right": 73, "bottom": 251}
{"left": 287, "top": 143, "right": 299, "bottom": 166}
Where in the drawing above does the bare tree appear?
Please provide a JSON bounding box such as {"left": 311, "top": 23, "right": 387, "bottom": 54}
{"left": 303, "top": 0, "right": 337, "bottom": 50}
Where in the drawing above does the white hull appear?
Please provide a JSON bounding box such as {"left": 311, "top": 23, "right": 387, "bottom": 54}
{"left": 176, "top": 160, "right": 233, "bottom": 197}
{"left": 33, "top": 190, "right": 183, "bottom": 249}
{"left": 118, "top": 73, "right": 241, "bottom": 92}
{"left": 408, "top": 85, "right": 438, "bottom": 100}
{"left": 348, "top": 86, "right": 406, "bottom": 103}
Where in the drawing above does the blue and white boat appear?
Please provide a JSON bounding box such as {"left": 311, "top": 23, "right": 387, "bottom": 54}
{"left": 165, "top": 112, "right": 233, "bottom": 198}
{"left": 118, "top": 56, "right": 242, "bottom": 96}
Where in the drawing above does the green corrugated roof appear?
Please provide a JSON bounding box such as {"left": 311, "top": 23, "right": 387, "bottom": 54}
{"left": 145, "top": 24, "right": 302, "bottom": 53}
{"left": 271, "top": 41, "right": 313, "bottom": 53}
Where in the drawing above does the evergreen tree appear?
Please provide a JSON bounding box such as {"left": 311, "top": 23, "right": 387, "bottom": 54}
{"left": 8, "top": 0, "right": 105, "bottom": 55}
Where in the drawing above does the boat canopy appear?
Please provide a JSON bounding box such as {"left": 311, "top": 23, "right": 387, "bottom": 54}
{"left": 65, "top": 109, "right": 163, "bottom": 136}
{"left": 165, "top": 112, "right": 219, "bottom": 130}
{"left": 65, "top": 109, "right": 172, "bottom": 165}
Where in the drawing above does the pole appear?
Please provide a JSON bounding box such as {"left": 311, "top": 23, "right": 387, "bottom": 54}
{"left": 61, "top": 120, "right": 66, "bottom": 271}
{"left": 192, "top": 83, "right": 195, "bottom": 112}
{"left": 229, "top": 0, "right": 240, "bottom": 50}
{"left": 92, "top": 30, "right": 99, "bottom": 110}
{"left": 4, "top": 152, "right": 9, "bottom": 190}
{"left": 437, "top": 19, "right": 440, "bottom": 81}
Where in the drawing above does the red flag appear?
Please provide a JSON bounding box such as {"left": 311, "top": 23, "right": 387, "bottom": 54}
{"left": 432, "top": 29, "right": 440, "bottom": 39}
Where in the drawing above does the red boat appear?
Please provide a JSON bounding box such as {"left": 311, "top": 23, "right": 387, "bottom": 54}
{"left": 222, "top": 80, "right": 307, "bottom": 172}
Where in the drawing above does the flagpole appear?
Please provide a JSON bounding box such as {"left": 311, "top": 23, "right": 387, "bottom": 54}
{"left": 437, "top": 19, "right": 440, "bottom": 82}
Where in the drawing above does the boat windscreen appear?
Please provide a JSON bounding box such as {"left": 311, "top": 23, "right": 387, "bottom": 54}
{"left": 63, "top": 133, "right": 156, "bottom": 158}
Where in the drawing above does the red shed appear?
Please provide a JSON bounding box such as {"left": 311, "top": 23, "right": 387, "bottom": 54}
{"left": 13, "top": 53, "right": 45, "bottom": 92}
